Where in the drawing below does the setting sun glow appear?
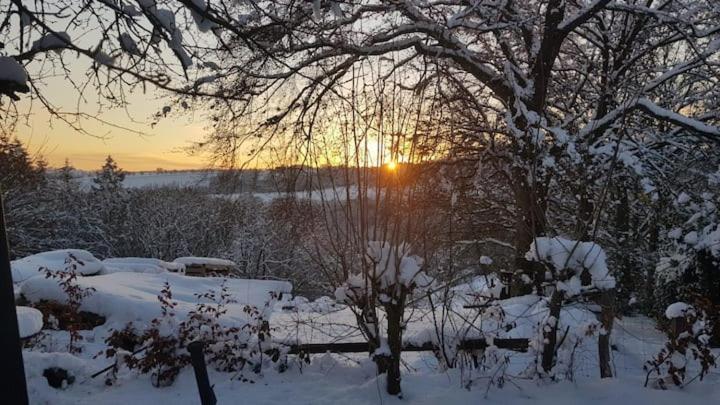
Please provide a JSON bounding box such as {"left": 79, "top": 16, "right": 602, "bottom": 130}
{"left": 386, "top": 161, "right": 398, "bottom": 171}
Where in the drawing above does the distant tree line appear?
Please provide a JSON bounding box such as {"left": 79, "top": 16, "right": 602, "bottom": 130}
{"left": 0, "top": 135, "right": 325, "bottom": 292}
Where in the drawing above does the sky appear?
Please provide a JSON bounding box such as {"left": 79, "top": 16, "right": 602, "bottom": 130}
{"left": 15, "top": 86, "right": 209, "bottom": 172}
{"left": 9, "top": 18, "right": 214, "bottom": 173}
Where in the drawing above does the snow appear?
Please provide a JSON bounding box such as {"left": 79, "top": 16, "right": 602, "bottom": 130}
{"left": 187, "top": 0, "right": 216, "bottom": 32}
{"left": 231, "top": 186, "right": 379, "bottom": 204}
{"left": 336, "top": 242, "right": 431, "bottom": 303}
{"left": 0, "top": 56, "right": 28, "bottom": 85}
{"left": 138, "top": 0, "right": 192, "bottom": 68}
{"left": 683, "top": 231, "right": 699, "bottom": 245}
{"left": 119, "top": 33, "right": 141, "bottom": 56}
{"left": 667, "top": 228, "right": 683, "bottom": 239}
{"left": 17, "top": 306, "right": 43, "bottom": 338}
{"left": 173, "top": 256, "right": 236, "bottom": 267}
{"left": 636, "top": 98, "right": 720, "bottom": 136}
{"left": 21, "top": 356, "right": 720, "bottom": 404}
{"left": 15, "top": 272, "right": 720, "bottom": 404}
{"left": 366, "top": 241, "right": 427, "bottom": 288}
{"left": 20, "top": 272, "right": 291, "bottom": 330}
{"left": 102, "top": 257, "right": 185, "bottom": 274}
{"left": 30, "top": 32, "right": 71, "bottom": 52}
{"left": 526, "top": 237, "right": 615, "bottom": 295}
{"left": 450, "top": 274, "right": 505, "bottom": 302}
{"left": 677, "top": 192, "right": 691, "bottom": 204}
{"left": 11, "top": 249, "right": 105, "bottom": 283}
{"left": 665, "top": 302, "right": 693, "bottom": 319}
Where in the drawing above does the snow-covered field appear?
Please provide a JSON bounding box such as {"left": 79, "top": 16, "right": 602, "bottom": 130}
{"left": 76, "top": 171, "right": 216, "bottom": 189}
{"left": 218, "top": 185, "right": 377, "bottom": 204}
{"left": 11, "top": 250, "right": 720, "bottom": 404}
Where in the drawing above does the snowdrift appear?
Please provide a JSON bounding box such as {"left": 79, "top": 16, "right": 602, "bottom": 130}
{"left": 11, "top": 249, "right": 105, "bottom": 283}
{"left": 20, "top": 272, "right": 292, "bottom": 329}
{"left": 102, "top": 257, "right": 186, "bottom": 274}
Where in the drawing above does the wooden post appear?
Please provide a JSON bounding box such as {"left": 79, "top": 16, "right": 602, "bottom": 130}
{"left": 0, "top": 191, "right": 29, "bottom": 404}
{"left": 187, "top": 341, "right": 217, "bottom": 405}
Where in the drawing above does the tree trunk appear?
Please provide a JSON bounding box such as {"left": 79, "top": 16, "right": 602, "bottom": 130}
{"left": 598, "top": 289, "right": 615, "bottom": 378}
{"left": 385, "top": 303, "right": 404, "bottom": 396}
{"left": 541, "top": 289, "right": 563, "bottom": 374}
{"left": 512, "top": 178, "right": 548, "bottom": 296}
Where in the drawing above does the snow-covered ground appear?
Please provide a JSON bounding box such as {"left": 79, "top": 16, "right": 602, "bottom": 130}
{"left": 21, "top": 312, "right": 720, "bottom": 405}
{"left": 12, "top": 251, "right": 720, "bottom": 404}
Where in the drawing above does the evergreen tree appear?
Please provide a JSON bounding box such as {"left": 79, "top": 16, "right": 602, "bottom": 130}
{"left": 92, "top": 155, "right": 125, "bottom": 193}
{"left": 90, "top": 155, "right": 129, "bottom": 257}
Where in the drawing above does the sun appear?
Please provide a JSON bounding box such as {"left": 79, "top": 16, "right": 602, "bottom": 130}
{"left": 386, "top": 161, "right": 398, "bottom": 171}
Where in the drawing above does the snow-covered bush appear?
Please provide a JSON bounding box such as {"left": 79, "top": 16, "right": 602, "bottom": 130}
{"left": 40, "top": 253, "right": 96, "bottom": 354}
{"left": 102, "top": 280, "right": 283, "bottom": 387}
{"left": 655, "top": 183, "right": 720, "bottom": 344}
{"left": 644, "top": 302, "right": 716, "bottom": 389}
{"left": 126, "top": 282, "right": 188, "bottom": 387}
{"left": 178, "top": 280, "right": 280, "bottom": 374}
{"left": 525, "top": 237, "right": 615, "bottom": 378}
{"left": 526, "top": 237, "right": 616, "bottom": 297}
{"left": 335, "top": 241, "right": 432, "bottom": 395}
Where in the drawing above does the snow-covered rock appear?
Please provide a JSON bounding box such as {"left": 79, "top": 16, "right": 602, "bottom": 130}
{"left": 17, "top": 306, "right": 43, "bottom": 338}
{"left": 11, "top": 250, "right": 105, "bottom": 283}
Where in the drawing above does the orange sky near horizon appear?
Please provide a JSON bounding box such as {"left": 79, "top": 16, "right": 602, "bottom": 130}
{"left": 10, "top": 54, "right": 214, "bottom": 172}
{"left": 15, "top": 96, "right": 210, "bottom": 172}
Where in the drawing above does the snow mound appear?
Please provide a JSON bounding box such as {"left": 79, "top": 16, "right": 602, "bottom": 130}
{"left": 17, "top": 306, "right": 43, "bottom": 338}
{"left": 336, "top": 242, "right": 431, "bottom": 303}
{"left": 173, "top": 256, "right": 236, "bottom": 268}
{"left": 665, "top": 302, "right": 693, "bottom": 319}
{"left": 365, "top": 241, "right": 428, "bottom": 288}
{"left": 20, "top": 272, "right": 292, "bottom": 329}
{"left": 102, "top": 257, "right": 185, "bottom": 274}
{"left": 23, "top": 351, "right": 91, "bottom": 385}
{"left": 11, "top": 250, "right": 105, "bottom": 283}
{"left": 450, "top": 274, "right": 505, "bottom": 305}
{"left": 526, "top": 237, "right": 615, "bottom": 295}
